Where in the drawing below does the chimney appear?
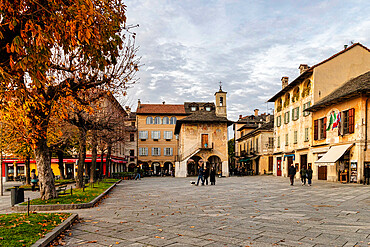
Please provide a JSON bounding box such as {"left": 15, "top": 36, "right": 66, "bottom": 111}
{"left": 299, "top": 64, "right": 308, "bottom": 74}
{"left": 254, "top": 109, "right": 259, "bottom": 116}
{"left": 239, "top": 115, "right": 242, "bottom": 119}
{"left": 281, "top": 77, "right": 289, "bottom": 89}
{"left": 125, "top": 106, "right": 131, "bottom": 115}
{"left": 137, "top": 99, "right": 141, "bottom": 108}
{"left": 162, "top": 101, "right": 165, "bottom": 104}
{"left": 344, "top": 44, "right": 348, "bottom": 49}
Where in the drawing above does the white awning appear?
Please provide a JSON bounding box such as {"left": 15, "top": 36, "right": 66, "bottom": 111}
{"left": 315, "top": 144, "right": 353, "bottom": 165}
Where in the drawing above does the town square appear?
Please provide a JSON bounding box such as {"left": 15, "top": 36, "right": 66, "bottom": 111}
{"left": 0, "top": 0, "right": 370, "bottom": 246}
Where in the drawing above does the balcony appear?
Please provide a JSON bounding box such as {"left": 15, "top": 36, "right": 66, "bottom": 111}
{"left": 200, "top": 142, "right": 214, "bottom": 150}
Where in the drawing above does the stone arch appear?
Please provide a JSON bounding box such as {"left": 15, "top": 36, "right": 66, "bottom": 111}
{"left": 187, "top": 155, "right": 202, "bottom": 176}
{"left": 207, "top": 155, "right": 222, "bottom": 175}
{"left": 163, "top": 162, "right": 173, "bottom": 175}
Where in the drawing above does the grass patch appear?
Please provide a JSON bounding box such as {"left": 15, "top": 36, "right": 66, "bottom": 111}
{"left": 22, "top": 179, "right": 119, "bottom": 205}
{"left": 0, "top": 213, "right": 71, "bottom": 247}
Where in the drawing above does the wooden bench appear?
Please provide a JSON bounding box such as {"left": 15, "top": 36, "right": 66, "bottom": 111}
{"left": 56, "top": 185, "right": 69, "bottom": 195}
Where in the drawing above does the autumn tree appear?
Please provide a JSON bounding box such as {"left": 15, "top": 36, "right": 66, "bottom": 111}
{"left": 0, "top": 0, "right": 139, "bottom": 199}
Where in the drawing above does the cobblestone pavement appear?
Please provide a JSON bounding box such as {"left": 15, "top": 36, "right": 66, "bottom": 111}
{"left": 63, "top": 177, "right": 369, "bottom": 246}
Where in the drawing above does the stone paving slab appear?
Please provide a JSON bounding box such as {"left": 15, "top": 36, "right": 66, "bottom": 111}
{"left": 57, "top": 176, "right": 369, "bottom": 246}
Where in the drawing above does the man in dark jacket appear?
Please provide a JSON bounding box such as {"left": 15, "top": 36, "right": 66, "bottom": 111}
{"left": 288, "top": 164, "right": 296, "bottom": 186}
{"left": 196, "top": 165, "right": 204, "bottom": 186}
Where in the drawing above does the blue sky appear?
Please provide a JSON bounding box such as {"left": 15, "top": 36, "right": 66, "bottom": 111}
{"left": 124, "top": 0, "right": 370, "bottom": 122}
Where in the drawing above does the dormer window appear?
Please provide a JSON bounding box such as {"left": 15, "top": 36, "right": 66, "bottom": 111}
{"left": 205, "top": 106, "right": 211, "bottom": 111}
{"left": 190, "top": 106, "right": 197, "bottom": 111}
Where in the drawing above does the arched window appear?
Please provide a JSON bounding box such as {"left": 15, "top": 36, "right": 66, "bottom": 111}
{"left": 302, "top": 80, "right": 311, "bottom": 98}
{"left": 170, "top": 117, "right": 177, "bottom": 124}
{"left": 283, "top": 93, "right": 290, "bottom": 108}
{"left": 154, "top": 117, "right": 161, "bottom": 124}
{"left": 276, "top": 98, "right": 282, "bottom": 112}
{"left": 162, "top": 117, "right": 169, "bottom": 124}
{"left": 292, "top": 87, "right": 300, "bottom": 103}
{"left": 146, "top": 117, "right": 153, "bottom": 124}
{"left": 220, "top": 97, "right": 224, "bottom": 106}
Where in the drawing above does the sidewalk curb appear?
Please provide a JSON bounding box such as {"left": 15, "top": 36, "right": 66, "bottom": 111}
{"left": 13, "top": 180, "right": 120, "bottom": 212}
{"left": 31, "top": 213, "right": 78, "bottom": 247}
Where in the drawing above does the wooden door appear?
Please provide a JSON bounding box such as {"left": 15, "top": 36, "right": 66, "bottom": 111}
{"left": 268, "top": 156, "right": 273, "bottom": 172}
{"left": 287, "top": 156, "right": 293, "bottom": 174}
{"left": 277, "top": 157, "right": 282, "bottom": 176}
{"left": 300, "top": 154, "right": 307, "bottom": 169}
{"left": 318, "top": 166, "right": 327, "bottom": 180}
{"left": 201, "top": 134, "right": 208, "bottom": 148}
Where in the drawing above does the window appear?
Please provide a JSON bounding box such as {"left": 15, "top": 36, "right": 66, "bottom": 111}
{"left": 139, "top": 147, "right": 148, "bottom": 156}
{"left": 294, "top": 131, "right": 298, "bottom": 144}
{"left": 151, "top": 131, "right": 160, "bottom": 140}
{"left": 340, "top": 108, "right": 355, "bottom": 135}
{"left": 284, "top": 111, "right": 290, "bottom": 124}
{"left": 220, "top": 97, "right": 224, "bottom": 106}
{"left": 284, "top": 93, "right": 290, "bottom": 108}
{"left": 164, "top": 131, "right": 173, "bottom": 140}
{"left": 314, "top": 117, "right": 327, "bottom": 140}
{"left": 303, "top": 101, "right": 311, "bottom": 116}
{"left": 146, "top": 117, "right": 153, "bottom": 124}
{"left": 292, "top": 107, "right": 299, "bottom": 121}
{"left": 304, "top": 128, "right": 309, "bottom": 142}
{"left": 164, "top": 148, "right": 173, "bottom": 156}
{"left": 130, "top": 133, "right": 135, "bottom": 142}
{"left": 130, "top": 150, "right": 135, "bottom": 161}
{"left": 277, "top": 136, "right": 280, "bottom": 148}
{"left": 205, "top": 106, "right": 211, "bottom": 111}
{"left": 268, "top": 137, "right": 274, "bottom": 148}
{"left": 190, "top": 106, "right": 197, "bottom": 111}
{"left": 256, "top": 137, "right": 259, "bottom": 153}
{"left": 276, "top": 116, "right": 282, "bottom": 127}
{"left": 276, "top": 98, "right": 282, "bottom": 112}
{"left": 170, "top": 117, "right": 177, "bottom": 124}
{"left": 152, "top": 147, "right": 161, "bottom": 156}
{"left": 139, "top": 131, "right": 148, "bottom": 140}
{"left": 285, "top": 134, "right": 289, "bottom": 146}
{"left": 162, "top": 117, "right": 169, "bottom": 124}
{"left": 154, "top": 117, "right": 161, "bottom": 124}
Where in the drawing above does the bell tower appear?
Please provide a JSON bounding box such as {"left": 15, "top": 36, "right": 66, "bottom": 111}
{"left": 215, "top": 82, "right": 227, "bottom": 118}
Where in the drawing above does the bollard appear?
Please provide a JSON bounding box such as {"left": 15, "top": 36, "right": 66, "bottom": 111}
{"left": 71, "top": 186, "right": 73, "bottom": 196}
{"left": 27, "top": 198, "right": 30, "bottom": 216}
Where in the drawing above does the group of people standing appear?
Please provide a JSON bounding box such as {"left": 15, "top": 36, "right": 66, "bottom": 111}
{"left": 288, "top": 164, "right": 313, "bottom": 186}
{"left": 196, "top": 164, "right": 216, "bottom": 186}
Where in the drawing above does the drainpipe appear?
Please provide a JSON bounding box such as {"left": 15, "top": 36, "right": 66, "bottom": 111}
{"left": 365, "top": 97, "right": 369, "bottom": 151}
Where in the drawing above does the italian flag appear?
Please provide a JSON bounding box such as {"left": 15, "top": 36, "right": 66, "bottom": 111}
{"left": 326, "top": 112, "right": 335, "bottom": 131}
{"left": 332, "top": 112, "right": 341, "bottom": 129}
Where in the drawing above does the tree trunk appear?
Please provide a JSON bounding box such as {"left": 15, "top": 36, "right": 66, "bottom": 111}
{"left": 90, "top": 130, "right": 98, "bottom": 183}
{"left": 34, "top": 137, "right": 57, "bottom": 200}
{"left": 107, "top": 144, "right": 112, "bottom": 177}
{"left": 25, "top": 156, "right": 30, "bottom": 185}
{"left": 57, "top": 150, "right": 65, "bottom": 180}
{"left": 99, "top": 148, "right": 105, "bottom": 178}
{"left": 76, "top": 127, "right": 87, "bottom": 188}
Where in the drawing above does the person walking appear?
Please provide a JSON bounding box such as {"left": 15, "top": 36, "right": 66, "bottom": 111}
{"left": 363, "top": 164, "right": 370, "bottom": 185}
{"left": 300, "top": 165, "right": 307, "bottom": 186}
{"left": 288, "top": 164, "right": 296, "bottom": 186}
{"left": 307, "top": 165, "right": 313, "bottom": 186}
{"left": 196, "top": 165, "right": 204, "bottom": 186}
{"left": 203, "top": 164, "right": 209, "bottom": 185}
{"left": 30, "top": 169, "right": 38, "bottom": 191}
{"left": 210, "top": 167, "right": 216, "bottom": 185}
{"left": 134, "top": 166, "right": 141, "bottom": 180}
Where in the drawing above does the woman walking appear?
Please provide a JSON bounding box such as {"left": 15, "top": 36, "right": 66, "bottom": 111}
{"left": 210, "top": 167, "right": 216, "bottom": 185}
{"left": 307, "top": 165, "right": 313, "bottom": 186}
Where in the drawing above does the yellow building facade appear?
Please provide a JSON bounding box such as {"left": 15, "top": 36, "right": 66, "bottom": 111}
{"left": 268, "top": 43, "right": 370, "bottom": 182}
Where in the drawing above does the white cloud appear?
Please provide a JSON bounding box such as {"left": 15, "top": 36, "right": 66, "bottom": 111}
{"left": 124, "top": 0, "right": 370, "bottom": 122}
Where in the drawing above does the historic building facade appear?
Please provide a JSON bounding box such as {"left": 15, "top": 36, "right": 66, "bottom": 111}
{"left": 174, "top": 87, "right": 231, "bottom": 177}
{"left": 136, "top": 102, "right": 187, "bottom": 175}
{"left": 233, "top": 110, "right": 273, "bottom": 175}
{"left": 268, "top": 43, "right": 370, "bottom": 182}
